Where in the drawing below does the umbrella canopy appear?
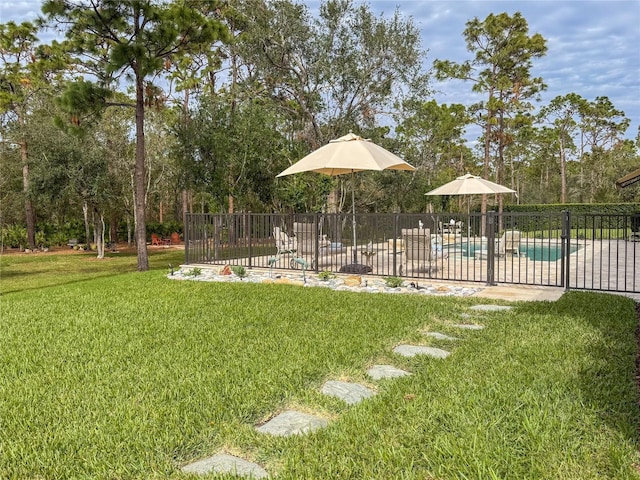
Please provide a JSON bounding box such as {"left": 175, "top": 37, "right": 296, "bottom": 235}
{"left": 277, "top": 132, "right": 415, "bottom": 177}
{"left": 425, "top": 173, "right": 516, "bottom": 237}
{"left": 425, "top": 173, "right": 516, "bottom": 196}
{"left": 277, "top": 132, "right": 415, "bottom": 266}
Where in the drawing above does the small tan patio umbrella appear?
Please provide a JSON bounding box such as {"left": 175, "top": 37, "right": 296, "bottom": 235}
{"left": 425, "top": 173, "right": 516, "bottom": 234}
{"left": 277, "top": 132, "right": 416, "bottom": 264}
{"left": 425, "top": 173, "right": 516, "bottom": 196}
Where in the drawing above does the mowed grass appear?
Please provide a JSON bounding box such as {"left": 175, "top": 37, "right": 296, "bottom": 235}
{"left": 1, "top": 250, "right": 639, "bottom": 479}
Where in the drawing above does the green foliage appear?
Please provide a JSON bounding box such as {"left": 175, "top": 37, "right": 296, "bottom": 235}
{"left": 146, "top": 221, "right": 182, "bottom": 238}
{"left": 185, "top": 267, "right": 202, "bottom": 277}
{"left": 318, "top": 270, "right": 335, "bottom": 281}
{"left": 230, "top": 265, "right": 247, "bottom": 278}
{"left": 1, "top": 224, "right": 27, "bottom": 248}
{"left": 384, "top": 276, "right": 404, "bottom": 288}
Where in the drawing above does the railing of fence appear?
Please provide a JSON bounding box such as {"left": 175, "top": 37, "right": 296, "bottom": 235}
{"left": 184, "top": 211, "right": 640, "bottom": 293}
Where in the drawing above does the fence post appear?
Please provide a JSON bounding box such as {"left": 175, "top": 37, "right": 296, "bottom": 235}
{"left": 313, "top": 212, "right": 319, "bottom": 272}
{"left": 562, "top": 210, "right": 571, "bottom": 290}
{"left": 184, "top": 213, "right": 190, "bottom": 264}
{"left": 393, "top": 213, "right": 399, "bottom": 276}
{"left": 486, "top": 211, "right": 496, "bottom": 286}
{"left": 247, "top": 212, "right": 252, "bottom": 268}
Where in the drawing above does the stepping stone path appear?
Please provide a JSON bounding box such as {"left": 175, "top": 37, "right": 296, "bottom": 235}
{"left": 367, "top": 364, "right": 411, "bottom": 380}
{"left": 470, "top": 304, "right": 513, "bottom": 312}
{"left": 425, "top": 332, "right": 459, "bottom": 341}
{"left": 321, "top": 380, "right": 376, "bottom": 405}
{"left": 393, "top": 345, "right": 450, "bottom": 359}
{"left": 181, "top": 453, "right": 268, "bottom": 478}
{"left": 182, "top": 304, "right": 498, "bottom": 477}
{"left": 256, "top": 410, "right": 328, "bottom": 436}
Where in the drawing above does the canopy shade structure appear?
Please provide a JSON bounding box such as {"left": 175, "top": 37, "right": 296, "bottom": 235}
{"left": 425, "top": 173, "right": 516, "bottom": 196}
{"left": 277, "top": 133, "right": 415, "bottom": 268}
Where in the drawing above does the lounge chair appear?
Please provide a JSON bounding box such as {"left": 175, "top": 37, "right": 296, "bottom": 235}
{"left": 402, "top": 228, "right": 434, "bottom": 275}
{"left": 498, "top": 230, "right": 521, "bottom": 256}
{"left": 293, "top": 221, "right": 346, "bottom": 269}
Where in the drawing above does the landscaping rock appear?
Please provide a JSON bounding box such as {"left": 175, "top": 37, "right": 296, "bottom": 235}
{"left": 367, "top": 364, "right": 411, "bottom": 380}
{"left": 343, "top": 275, "right": 362, "bottom": 287}
{"left": 181, "top": 453, "right": 268, "bottom": 478}
{"left": 321, "top": 380, "right": 376, "bottom": 404}
{"left": 169, "top": 268, "right": 484, "bottom": 297}
{"left": 393, "top": 345, "right": 450, "bottom": 359}
{"left": 256, "top": 410, "right": 328, "bottom": 436}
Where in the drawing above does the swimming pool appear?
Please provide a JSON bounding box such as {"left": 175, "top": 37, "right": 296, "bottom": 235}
{"left": 445, "top": 241, "right": 580, "bottom": 261}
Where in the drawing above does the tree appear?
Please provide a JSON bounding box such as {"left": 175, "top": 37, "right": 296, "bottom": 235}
{"left": 42, "top": 0, "right": 229, "bottom": 270}
{"left": 239, "top": 0, "right": 427, "bottom": 213}
{"left": 0, "top": 21, "right": 66, "bottom": 248}
{"left": 538, "top": 93, "right": 585, "bottom": 203}
{"left": 395, "top": 100, "right": 472, "bottom": 211}
{"left": 434, "top": 12, "right": 547, "bottom": 226}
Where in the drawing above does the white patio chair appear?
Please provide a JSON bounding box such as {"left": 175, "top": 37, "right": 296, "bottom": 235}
{"left": 273, "top": 226, "right": 296, "bottom": 254}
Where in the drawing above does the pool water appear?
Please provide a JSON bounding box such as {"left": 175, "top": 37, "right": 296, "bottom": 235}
{"left": 449, "top": 242, "right": 579, "bottom": 261}
{"left": 521, "top": 244, "right": 579, "bottom": 261}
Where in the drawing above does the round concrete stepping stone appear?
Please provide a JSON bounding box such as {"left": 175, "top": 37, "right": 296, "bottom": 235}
{"left": 425, "top": 332, "right": 459, "bottom": 341}
{"left": 367, "top": 364, "right": 412, "bottom": 380}
{"left": 181, "top": 453, "right": 268, "bottom": 478}
{"left": 393, "top": 345, "right": 450, "bottom": 359}
{"left": 256, "top": 410, "right": 328, "bottom": 436}
{"left": 321, "top": 380, "right": 376, "bottom": 404}
{"left": 470, "top": 304, "right": 513, "bottom": 312}
{"left": 451, "top": 324, "right": 485, "bottom": 330}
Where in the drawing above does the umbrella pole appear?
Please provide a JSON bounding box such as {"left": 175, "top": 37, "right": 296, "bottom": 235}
{"left": 352, "top": 170, "right": 357, "bottom": 263}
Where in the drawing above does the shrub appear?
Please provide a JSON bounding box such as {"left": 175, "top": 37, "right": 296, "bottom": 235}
{"left": 318, "top": 271, "right": 335, "bottom": 281}
{"left": 186, "top": 267, "right": 202, "bottom": 277}
{"left": 2, "top": 225, "right": 28, "bottom": 248}
{"left": 384, "top": 276, "right": 403, "bottom": 288}
{"left": 231, "top": 265, "right": 247, "bottom": 278}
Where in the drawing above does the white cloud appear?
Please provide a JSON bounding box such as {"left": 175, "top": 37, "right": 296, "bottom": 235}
{"left": 3, "top": 0, "right": 638, "bottom": 139}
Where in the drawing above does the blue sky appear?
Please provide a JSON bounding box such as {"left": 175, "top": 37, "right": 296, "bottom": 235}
{"left": 1, "top": 0, "right": 639, "bottom": 142}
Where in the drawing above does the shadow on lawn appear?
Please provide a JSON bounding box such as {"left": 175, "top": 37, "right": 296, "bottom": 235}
{"left": 1, "top": 249, "right": 185, "bottom": 295}
{"left": 553, "top": 292, "right": 640, "bottom": 444}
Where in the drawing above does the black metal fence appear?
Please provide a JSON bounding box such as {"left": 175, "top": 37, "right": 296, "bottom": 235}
{"left": 184, "top": 211, "right": 640, "bottom": 293}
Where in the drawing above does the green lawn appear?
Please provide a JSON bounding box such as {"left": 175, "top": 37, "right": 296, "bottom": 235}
{"left": 1, "top": 249, "right": 639, "bottom": 479}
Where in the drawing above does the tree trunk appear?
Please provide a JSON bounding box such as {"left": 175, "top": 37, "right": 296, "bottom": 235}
{"left": 95, "top": 211, "right": 105, "bottom": 259}
{"left": 559, "top": 136, "right": 567, "bottom": 204}
{"left": 134, "top": 66, "right": 149, "bottom": 271}
{"left": 20, "top": 141, "right": 36, "bottom": 249}
{"left": 82, "top": 200, "right": 90, "bottom": 245}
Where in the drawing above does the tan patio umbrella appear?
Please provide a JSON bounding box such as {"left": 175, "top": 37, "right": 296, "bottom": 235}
{"left": 425, "top": 173, "right": 516, "bottom": 196}
{"left": 277, "top": 132, "right": 415, "bottom": 264}
{"left": 425, "top": 173, "right": 516, "bottom": 235}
